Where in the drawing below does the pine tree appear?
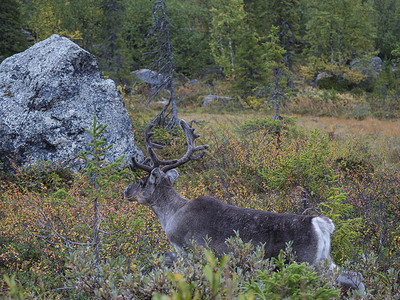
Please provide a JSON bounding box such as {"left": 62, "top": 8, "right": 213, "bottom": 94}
{"left": 60, "top": 0, "right": 103, "bottom": 53}
{"left": 77, "top": 116, "right": 127, "bottom": 264}
{"left": 122, "top": 0, "right": 153, "bottom": 70}
{"left": 21, "top": 0, "right": 61, "bottom": 42}
{"left": 232, "top": 29, "right": 266, "bottom": 99}
{"left": 167, "top": 0, "right": 213, "bottom": 75}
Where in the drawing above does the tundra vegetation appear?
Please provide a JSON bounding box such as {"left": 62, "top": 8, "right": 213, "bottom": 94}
{"left": 1, "top": 87, "right": 400, "bottom": 298}
{"left": 2, "top": 0, "right": 400, "bottom": 298}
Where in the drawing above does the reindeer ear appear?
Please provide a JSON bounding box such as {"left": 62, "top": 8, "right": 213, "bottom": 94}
{"left": 149, "top": 168, "right": 162, "bottom": 185}
{"left": 166, "top": 169, "right": 179, "bottom": 185}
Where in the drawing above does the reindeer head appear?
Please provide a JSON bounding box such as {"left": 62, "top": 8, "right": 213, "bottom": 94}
{"left": 124, "top": 120, "right": 208, "bottom": 206}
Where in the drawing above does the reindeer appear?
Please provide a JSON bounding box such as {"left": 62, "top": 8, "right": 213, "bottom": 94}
{"left": 125, "top": 120, "right": 365, "bottom": 292}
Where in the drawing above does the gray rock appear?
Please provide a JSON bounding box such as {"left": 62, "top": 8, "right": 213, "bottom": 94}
{"left": 131, "top": 69, "right": 168, "bottom": 89}
{"left": 350, "top": 56, "right": 383, "bottom": 74}
{"left": 157, "top": 97, "right": 169, "bottom": 105}
{"left": 315, "top": 72, "right": 332, "bottom": 82}
{"left": 188, "top": 79, "right": 199, "bottom": 86}
{"left": 202, "top": 94, "right": 234, "bottom": 106}
{"left": 371, "top": 56, "right": 383, "bottom": 73}
{"left": 0, "top": 34, "right": 143, "bottom": 171}
{"left": 350, "top": 56, "right": 382, "bottom": 88}
{"left": 313, "top": 71, "right": 333, "bottom": 87}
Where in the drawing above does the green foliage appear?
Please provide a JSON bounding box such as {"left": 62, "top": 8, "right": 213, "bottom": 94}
{"left": 320, "top": 176, "right": 362, "bottom": 263}
{"left": 77, "top": 115, "right": 127, "bottom": 199}
{"left": 52, "top": 188, "right": 73, "bottom": 200}
{"left": 304, "top": 0, "right": 375, "bottom": 64}
{"left": 65, "top": 235, "right": 339, "bottom": 299}
{"left": 76, "top": 116, "right": 129, "bottom": 261}
{"left": 239, "top": 117, "right": 298, "bottom": 137}
{"left": 209, "top": 0, "right": 247, "bottom": 76}
{"left": 259, "top": 130, "right": 331, "bottom": 199}
{"left": 167, "top": 0, "right": 213, "bottom": 75}
{"left": 153, "top": 250, "right": 234, "bottom": 300}
{"left": 97, "top": 0, "right": 129, "bottom": 83}
{"left": 246, "top": 250, "right": 339, "bottom": 299}
{"left": 0, "top": 0, "right": 27, "bottom": 61}
{"left": 373, "top": 0, "right": 400, "bottom": 59}
{"left": 303, "top": 0, "right": 376, "bottom": 90}
{"left": 5, "top": 160, "right": 74, "bottom": 193}
{"left": 22, "top": 0, "right": 89, "bottom": 43}
{"left": 231, "top": 28, "right": 267, "bottom": 99}
{"left": 2, "top": 274, "right": 26, "bottom": 300}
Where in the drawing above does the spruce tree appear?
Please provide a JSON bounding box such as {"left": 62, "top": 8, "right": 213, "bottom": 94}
{"left": 210, "top": 0, "right": 267, "bottom": 98}
{"left": 98, "top": 0, "right": 128, "bottom": 82}
{"left": 0, "top": 0, "right": 27, "bottom": 61}
{"left": 373, "top": 0, "right": 400, "bottom": 59}
{"left": 267, "top": 0, "right": 300, "bottom": 88}
{"left": 305, "top": 0, "right": 375, "bottom": 66}
{"left": 146, "top": 0, "right": 179, "bottom": 129}
{"left": 264, "top": 26, "right": 291, "bottom": 119}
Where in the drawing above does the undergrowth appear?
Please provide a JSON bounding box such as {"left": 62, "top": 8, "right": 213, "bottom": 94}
{"left": 1, "top": 113, "right": 400, "bottom": 298}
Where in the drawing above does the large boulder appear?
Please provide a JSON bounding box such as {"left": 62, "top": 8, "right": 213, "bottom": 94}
{"left": 350, "top": 56, "right": 383, "bottom": 90}
{"left": 0, "top": 34, "right": 143, "bottom": 171}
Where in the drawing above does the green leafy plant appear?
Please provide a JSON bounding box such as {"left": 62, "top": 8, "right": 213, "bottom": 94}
{"left": 321, "top": 175, "right": 362, "bottom": 263}
{"left": 65, "top": 235, "right": 340, "bottom": 299}
{"left": 245, "top": 250, "right": 339, "bottom": 299}
{"left": 2, "top": 274, "right": 26, "bottom": 300}
{"left": 239, "top": 117, "right": 298, "bottom": 137}
{"left": 259, "top": 130, "right": 331, "bottom": 199}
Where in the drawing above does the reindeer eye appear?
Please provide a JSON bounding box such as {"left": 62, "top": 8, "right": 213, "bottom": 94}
{"left": 139, "top": 176, "right": 149, "bottom": 187}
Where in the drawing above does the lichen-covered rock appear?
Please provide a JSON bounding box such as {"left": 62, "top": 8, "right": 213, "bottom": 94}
{"left": 0, "top": 34, "right": 143, "bottom": 171}
{"left": 202, "top": 94, "right": 234, "bottom": 106}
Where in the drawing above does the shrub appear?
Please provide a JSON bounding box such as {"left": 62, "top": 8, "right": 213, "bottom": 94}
{"left": 64, "top": 235, "right": 340, "bottom": 299}
{"left": 320, "top": 176, "right": 362, "bottom": 263}
{"left": 258, "top": 130, "right": 332, "bottom": 201}
{"left": 238, "top": 116, "right": 298, "bottom": 137}
{"left": 245, "top": 251, "right": 339, "bottom": 299}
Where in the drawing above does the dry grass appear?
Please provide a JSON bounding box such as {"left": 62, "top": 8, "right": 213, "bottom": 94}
{"left": 128, "top": 87, "right": 400, "bottom": 171}
{"left": 296, "top": 115, "right": 400, "bottom": 138}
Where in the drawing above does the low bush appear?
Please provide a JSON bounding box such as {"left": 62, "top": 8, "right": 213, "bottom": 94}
{"left": 63, "top": 236, "right": 341, "bottom": 299}
{"left": 1, "top": 113, "right": 400, "bottom": 298}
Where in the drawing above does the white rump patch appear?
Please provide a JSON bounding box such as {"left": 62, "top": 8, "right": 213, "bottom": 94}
{"left": 312, "top": 217, "right": 335, "bottom": 263}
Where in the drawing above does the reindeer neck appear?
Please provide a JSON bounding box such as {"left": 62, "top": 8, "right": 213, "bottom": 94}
{"left": 151, "top": 186, "right": 188, "bottom": 230}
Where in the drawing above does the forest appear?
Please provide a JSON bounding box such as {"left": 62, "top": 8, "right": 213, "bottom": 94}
{"left": 1, "top": 0, "right": 400, "bottom": 299}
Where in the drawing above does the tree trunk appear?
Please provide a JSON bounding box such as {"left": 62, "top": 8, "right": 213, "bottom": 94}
{"left": 273, "top": 66, "right": 282, "bottom": 120}
{"left": 228, "top": 32, "right": 234, "bottom": 67}
{"left": 169, "top": 78, "right": 179, "bottom": 128}
{"left": 329, "top": 15, "right": 334, "bottom": 65}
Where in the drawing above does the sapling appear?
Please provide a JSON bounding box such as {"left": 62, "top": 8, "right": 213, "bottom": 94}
{"left": 77, "top": 116, "right": 126, "bottom": 263}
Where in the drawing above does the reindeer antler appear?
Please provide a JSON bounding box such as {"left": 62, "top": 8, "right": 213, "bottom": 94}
{"left": 132, "top": 120, "right": 209, "bottom": 173}
{"left": 161, "top": 120, "right": 209, "bottom": 172}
